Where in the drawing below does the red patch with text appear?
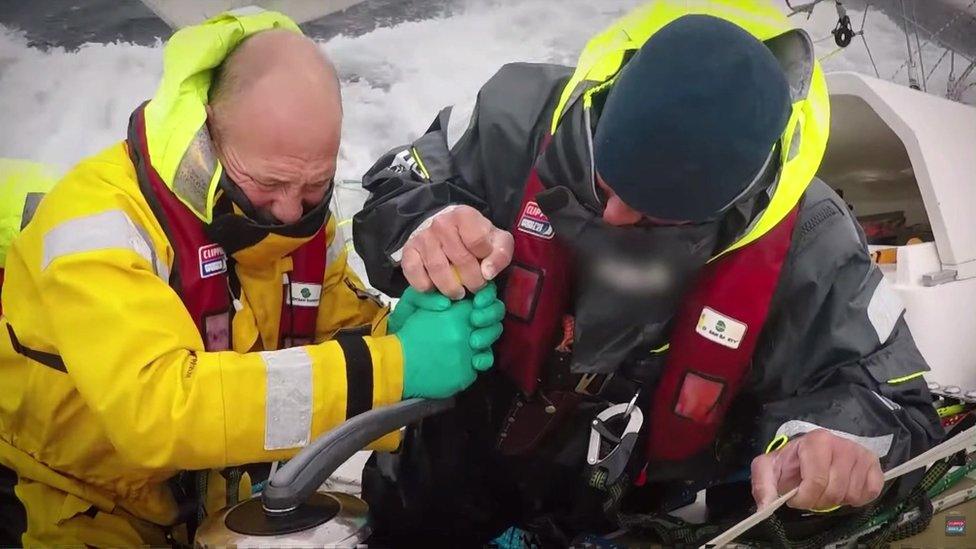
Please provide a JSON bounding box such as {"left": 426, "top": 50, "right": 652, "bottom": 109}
{"left": 517, "top": 201, "right": 554, "bottom": 240}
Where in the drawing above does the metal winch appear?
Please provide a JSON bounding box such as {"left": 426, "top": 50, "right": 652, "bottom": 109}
{"left": 194, "top": 398, "right": 454, "bottom": 547}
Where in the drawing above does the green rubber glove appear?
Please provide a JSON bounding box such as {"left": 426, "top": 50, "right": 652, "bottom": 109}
{"left": 399, "top": 299, "right": 480, "bottom": 399}
{"left": 387, "top": 287, "right": 451, "bottom": 334}
{"left": 470, "top": 282, "right": 506, "bottom": 371}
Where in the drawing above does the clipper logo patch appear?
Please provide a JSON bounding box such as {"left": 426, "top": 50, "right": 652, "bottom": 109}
{"left": 198, "top": 244, "right": 227, "bottom": 279}
{"left": 946, "top": 515, "right": 966, "bottom": 536}
{"left": 517, "top": 201, "right": 554, "bottom": 240}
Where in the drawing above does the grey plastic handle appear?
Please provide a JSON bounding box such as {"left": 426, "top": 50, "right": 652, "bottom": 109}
{"left": 261, "top": 398, "right": 455, "bottom": 512}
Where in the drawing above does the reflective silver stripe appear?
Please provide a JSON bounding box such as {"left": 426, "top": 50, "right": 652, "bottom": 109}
{"left": 172, "top": 123, "right": 218, "bottom": 219}
{"left": 261, "top": 347, "right": 313, "bottom": 450}
{"left": 133, "top": 221, "right": 170, "bottom": 281}
{"left": 872, "top": 391, "right": 901, "bottom": 411}
{"left": 42, "top": 210, "right": 169, "bottom": 280}
{"left": 764, "top": 28, "right": 814, "bottom": 101}
{"left": 787, "top": 121, "right": 802, "bottom": 161}
{"left": 774, "top": 420, "right": 893, "bottom": 458}
{"left": 867, "top": 277, "right": 905, "bottom": 344}
{"left": 583, "top": 105, "right": 602, "bottom": 207}
{"left": 327, "top": 233, "right": 345, "bottom": 266}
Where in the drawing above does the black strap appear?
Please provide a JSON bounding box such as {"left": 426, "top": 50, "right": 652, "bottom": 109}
{"left": 6, "top": 324, "right": 66, "bottom": 373}
{"left": 336, "top": 335, "right": 373, "bottom": 419}
{"left": 128, "top": 104, "right": 184, "bottom": 296}
{"left": 0, "top": 463, "right": 27, "bottom": 546}
{"left": 20, "top": 192, "right": 46, "bottom": 230}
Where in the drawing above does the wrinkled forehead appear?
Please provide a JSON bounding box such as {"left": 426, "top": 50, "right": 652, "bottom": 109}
{"left": 220, "top": 75, "right": 341, "bottom": 161}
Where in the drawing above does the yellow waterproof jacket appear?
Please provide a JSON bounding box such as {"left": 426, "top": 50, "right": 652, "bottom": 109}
{"left": 0, "top": 143, "right": 404, "bottom": 526}
{"left": 0, "top": 9, "right": 403, "bottom": 532}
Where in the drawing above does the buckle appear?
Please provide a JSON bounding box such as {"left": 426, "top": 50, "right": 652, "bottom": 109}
{"left": 586, "top": 393, "right": 643, "bottom": 489}
{"left": 575, "top": 372, "right": 612, "bottom": 396}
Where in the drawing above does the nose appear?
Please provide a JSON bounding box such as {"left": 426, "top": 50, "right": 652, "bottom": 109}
{"left": 602, "top": 194, "right": 644, "bottom": 226}
{"left": 270, "top": 187, "right": 305, "bottom": 224}
{"left": 596, "top": 173, "right": 644, "bottom": 226}
{"left": 271, "top": 201, "right": 303, "bottom": 224}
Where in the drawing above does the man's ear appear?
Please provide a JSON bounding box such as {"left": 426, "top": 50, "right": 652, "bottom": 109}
{"left": 205, "top": 104, "right": 225, "bottom": 156}
{"left": 205, "top": 104, "right": 217, "bottom": 136}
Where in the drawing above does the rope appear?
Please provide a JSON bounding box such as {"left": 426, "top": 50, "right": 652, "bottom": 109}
{"left": 890, "top": 0, "right": 976, "bottom": 81}
{"left": 195, "top": 470, "right": 209, "bottom": 526}
{"left": 854, "top": 454, "right": 974, "bottom": 533}
{"left": 912, "top": 0, "right": 927, "bottom": 91}
{"left": 819, "top": 46, "right": 847, "bottom": 62}
{"left": 225, "top": 467, "right": 242, "bottom": 507}
{"left": 926, "top": 459, "right": 976, "bottom": 498}
{"left": 617, "top": 512, "right": 729, "bottom": 546}
{"left": 762, "top": 502, "right": 879, "bottom": 549}
{"left": 899, "top": 0, "right": 921, "bottom": 89}
{"left": 859, "top": 496, "right": 934, "bottom": 548}
{"left": 947, "top": 59, "right": 976, "bottom": 100}
{"left": 617, "top": 452, "right": 966, "bottom": 548}
{"left": 860, "top": 3, "right": 881, "bottom": 78}
{"left": 926, "top": 48, "right": 953, "bottom": 82}
{"left": 861, "top": 34, "right": 881, "bottom": 78}
{"left": 856, "top": 459, "right": 951, "bottom": 547}
{"left": 820, "top": 0, "right": 972, "bottom": 92}
{"left": 958, "top": 62, "right": 976, "bottom": 90}
{"left": 785, "top": 0, "right": 830, "bottom": 18}
{"left": 819, "top": 3, "right": 881, "bottom": 78}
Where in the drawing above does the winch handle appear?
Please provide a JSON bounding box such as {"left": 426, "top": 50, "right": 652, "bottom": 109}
{"left": 261, "top": 397, "right": 455, "bottom": 513}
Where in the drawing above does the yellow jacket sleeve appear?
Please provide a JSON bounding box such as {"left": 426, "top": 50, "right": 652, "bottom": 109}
{"left": 22, "top": 160, "right": 403, "bottom": 471}
{"left": 311, "top": 217, "right": 404, "bottom": 451}
{"left": 316, "top": 216, "right": 391, "bottom": 341}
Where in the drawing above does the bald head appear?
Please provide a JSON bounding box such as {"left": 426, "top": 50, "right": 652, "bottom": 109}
{"left": 210, "top": 29, "right": 339, "bottom": 109}
{"left": 207, "top": 29, "right": 342, "bottom": 224}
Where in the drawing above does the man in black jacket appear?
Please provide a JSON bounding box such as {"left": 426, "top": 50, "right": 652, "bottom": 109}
{"left": 353, "top": 7, "right": 942, "bottom": 545}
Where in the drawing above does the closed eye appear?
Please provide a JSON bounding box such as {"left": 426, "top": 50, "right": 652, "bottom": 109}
{"left": 253, "top": 178, "right": 279, "bottom": 191}
{"left": 309, "top": 178, "right": 334, "bottom": 191}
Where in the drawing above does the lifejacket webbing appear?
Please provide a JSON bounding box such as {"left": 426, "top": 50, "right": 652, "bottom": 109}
{"left": 647, "top": 206, "right": 798, "bottom": 461}
{"left": 127, "top": 104, "right": 327, "bottom": 351}
{"left": 497, "top": 136, "right": 574, "bottom": 396}
{"left": 496, "top": 132, "right": 800, "bottom": 464}
{"left": 6, "top": 324, "right": 67, "bottom": 373}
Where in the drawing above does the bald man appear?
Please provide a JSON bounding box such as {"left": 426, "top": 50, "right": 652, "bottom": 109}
{"left": 0, "top": 11, "right": 503, "bottom": 546}
{"left": 206, "top": 29, "right": 342, "bottom": 225}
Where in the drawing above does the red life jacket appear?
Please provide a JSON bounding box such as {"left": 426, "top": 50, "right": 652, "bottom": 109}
{"left": 127, "top": 105, "right": 326, "bottom": 352}
{"left": 497, "top": 135, "right": 798, "bottom": 463}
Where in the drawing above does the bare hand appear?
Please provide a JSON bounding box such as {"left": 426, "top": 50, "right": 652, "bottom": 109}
{"left": 751, "top": 429, "right": 884, "bottom": 511}
{"left": 400, "top": 205, "right": 514, "bottom": 299}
